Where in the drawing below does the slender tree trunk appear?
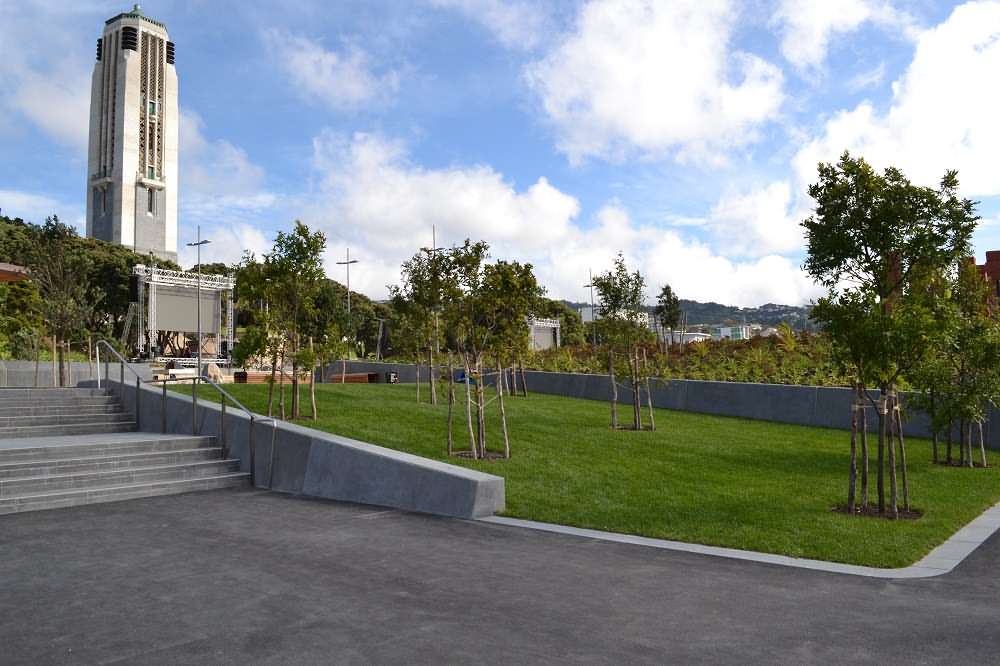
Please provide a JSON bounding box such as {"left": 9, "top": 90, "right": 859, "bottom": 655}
{"left": 477, "top": 357, "right": 487, "bottom": 457}
{"left": 497, "top": 359, "right": 510, "bottom": 459}
{"left": 429, "top": 348, "right": 437, "bottom": 405}
{"left": 609, "top": 350, "right": 618, "bottom": 429}
{"left": 858, "top": 384, "right": 871, "bottom": 511}
{"left": 632, "top": 347, "right": 641, "bottom": 430}
{"left": 309, "top": 337, "right": 318, "bottom": 420}
{"left": 447, "top": 354, "right": 455, "bottom": 456}
{"left": 341, "top": 357, "right": 347, "bottom": 384}
{"left": 849, "top": 397, "right": 858, "bottom": 513}
{"left": 57, "top": 339, "right": 66, "bottom": 388}
{"left": 87, "top": 336, "right": 93, "bottom": 381}
{"left": 893, "top": 393, "right": 909, "bottom": 512}
{"left": 877, "top": 389, "right": 886, "bottom": 515}
{"left": 886, "top": 390, "right": 899, "bottom": 519}
{"left": 959, "top": 420, "right": 966, "bottom": 467}
{"left": 291, "top": 356, "right": 300, "bottom": 420}
{"left": 979, "top": 420, "right": 988, "bottom": 468}
{"left": 51, "top": 336, "right": 57, "bottom": 387}
{"left": 947, "top": 421, "right": 953, "bottom": 465}
{"left": 930, "top": 391, "right": 938, "bottom": 464}
{"left": 510, "top": 352, "right": 518, "bottom": 396}
{"left": 967, "top": 421, "right": 974, "bottom": 469}
{"left": 416, "top": 361, "right": 421, "bottom": 403}
{"left": 33, "top": 336, "right": 40, "bottom": 388}
{"left": 642, "top": 348, "right": 655, "bottom": 431}
{"left": 859, "top": 384, "right": 869, "bottom": 510}
{"left": 266, "top": 343, "right": 278, "bottom": 417}
{"left": 519, "top": 357, "right": 528, "bottom": 397}
{"left": 278, "top": 346, "right": 286, "bottom": 420}
{"left": 464, "top": 354, "right": 477, "bottom": 458}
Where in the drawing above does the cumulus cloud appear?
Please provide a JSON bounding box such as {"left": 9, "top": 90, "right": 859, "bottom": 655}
{"left": 301, "top": 131, "right": 819, "bottom": 306}
{"left": 175, "top": 110, "right": 279, "bottom": 267}
{"left": 429, "top": 0, "right": 553, "bottom": 50}
{"left": 0, "top": 189, "right": 84, "bottom": 230}
{"left": 705, "top": 181, "right": 803, "bottom": 258}
{"left": 0, "top": 2, "right": 93, "bottom": 149}
{"left": 524, "top": 0, "right": 784, "bottom": 164}
{"left": 263, "top": 29, "right": 399, "bottom": 111}
{"left": 772, "top": 0, "right": 918, "bottom": 72}
{"left": 793, "top": 1, "right": 1000, "bottom": 196}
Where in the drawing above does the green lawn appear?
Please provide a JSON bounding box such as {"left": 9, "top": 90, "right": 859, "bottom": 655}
{"left": 181, "top": 381, "right": 1000, "bottom": 568}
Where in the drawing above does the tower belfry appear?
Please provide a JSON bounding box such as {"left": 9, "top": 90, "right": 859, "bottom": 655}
{"left": 86, "top": 4, "right": 178, "bottom": 262}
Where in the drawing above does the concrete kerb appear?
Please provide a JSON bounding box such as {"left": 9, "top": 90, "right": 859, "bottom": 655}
{"left": 96, "top": 376, "right": 505, "bottom": 520}
{"left": 480, "top": 497, "right": 1000, "bottom": 579}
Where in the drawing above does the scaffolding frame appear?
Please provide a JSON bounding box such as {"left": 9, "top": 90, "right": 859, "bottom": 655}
{"left": 133, "top": 264, "right": 235, "bottom": 362}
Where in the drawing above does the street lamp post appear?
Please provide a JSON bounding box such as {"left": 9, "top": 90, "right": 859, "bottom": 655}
{"left": 186, "top": 226, "right": 211, "bottom": 374}
{"left": 583, "top": 269, "right": 597, "bottom": 346}
{"left": 336, "top": 248, "right": 360, "bottom": 351}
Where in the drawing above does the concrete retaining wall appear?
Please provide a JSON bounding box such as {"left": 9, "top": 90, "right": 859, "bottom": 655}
{"left": 100, "top": 374, "right": 505, "bottom": 519}
{"left": 331, "top": 360, "right": 998, "bottom": 449}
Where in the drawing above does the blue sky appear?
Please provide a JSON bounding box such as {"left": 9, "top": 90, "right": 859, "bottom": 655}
{"left": 2, "top": 0, "right": 1000, "bottom": 306}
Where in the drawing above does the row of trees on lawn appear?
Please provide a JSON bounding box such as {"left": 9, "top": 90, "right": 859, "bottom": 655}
{"left": 805, "top": 152, "right": 995, "bottom": 519}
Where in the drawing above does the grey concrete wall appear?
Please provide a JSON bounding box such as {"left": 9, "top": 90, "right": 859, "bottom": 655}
{"left": 99, "top": 374, "right": 505, "bottom": 519}
{"left": 0, "top": 360, "right": 157, "bottom": 388}
{"left": 334, "top": 361, "right": 997, "bottom": 449}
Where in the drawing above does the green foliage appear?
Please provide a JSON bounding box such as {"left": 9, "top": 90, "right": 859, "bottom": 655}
{"left": 536, "top": 298, "right": 586, "bottom": 347}
{"left": 655, "top": 283, "right": 682, "bottom": 332}
{"left": 591, "top": 252, "right": 646, "bottom": 349}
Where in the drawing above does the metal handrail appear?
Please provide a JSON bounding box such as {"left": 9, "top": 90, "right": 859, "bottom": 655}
{"left": 147, "top": 375, "right": 275, "bottom": 486}
{"left": 95, "top": 339, "right": 144, "bottom": 388}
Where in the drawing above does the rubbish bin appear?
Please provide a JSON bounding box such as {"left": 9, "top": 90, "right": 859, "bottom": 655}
{"left": 386, "top": 371, "right": 399, "bottom": 384}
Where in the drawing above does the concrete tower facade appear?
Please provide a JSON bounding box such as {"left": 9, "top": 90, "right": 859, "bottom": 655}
{"left": 86, "top": 5, "right": 178, "bottom": 262}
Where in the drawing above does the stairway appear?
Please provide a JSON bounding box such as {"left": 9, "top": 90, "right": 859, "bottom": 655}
{"left": 0, "top": 387, "right": 249, "bottom": 515}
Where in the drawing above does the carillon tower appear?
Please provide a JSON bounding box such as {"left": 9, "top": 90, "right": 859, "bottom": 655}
{"left": 86, "top": 4, "right": 178, "bottom": 261}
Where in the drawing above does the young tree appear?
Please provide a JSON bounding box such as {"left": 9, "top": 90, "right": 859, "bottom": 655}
{"left": 592, "top": 253, "right": 652, "bottom": 430}
{"left": 27, "top": 218, "right": 98, "bottom": 386}
{"left": 655, "top": 284, "right": 682, "bottom": 351}
{"left": 804, "top": 153, "right": 978, "bottom": 518}
{"left": 265, "top": 222, "right": 326, "bottom": 419}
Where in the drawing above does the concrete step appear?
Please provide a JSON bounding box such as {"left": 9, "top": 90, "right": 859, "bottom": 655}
{"left": 0, "top": 421, "right": 137, "bottom": 439}
{"left": 0, "top": 404, "right": 124, "bottom": 418}
{"left": 0, "top": 413, "right": 133, "bottom": 428}
{"left": 0, "top": 473, "right": 250, "bottom": 515}
{"left": 0, "top": 459, "right": 240, "bottom": 497}
{"left": 0, "top": 434, "right": 215, "bottom": 464}
{"left": 0, "top": 447, "right": 225, "bottom": 479}
{"left": 0, "top": 396, "right": 120, "bottom": 410}
{"left": 0, "top": 388, "right": 110, "bottom": 398}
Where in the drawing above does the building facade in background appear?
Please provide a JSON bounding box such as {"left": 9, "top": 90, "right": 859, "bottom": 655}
{"left": 86, "top": 5, "right": 178, "bottom": 262}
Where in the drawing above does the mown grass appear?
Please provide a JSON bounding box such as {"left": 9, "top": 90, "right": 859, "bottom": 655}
{"left": 181, "top": 381, "right": 1000, "bottom": 568}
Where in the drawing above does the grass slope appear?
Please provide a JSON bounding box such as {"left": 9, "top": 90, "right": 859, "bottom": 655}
{"left": 184, "top": 382, "right": 1000, "bottom": 568}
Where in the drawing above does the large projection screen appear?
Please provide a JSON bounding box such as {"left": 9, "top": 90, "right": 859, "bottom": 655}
{"left": 155, "top": 285, "right": 222, "bottom": 334}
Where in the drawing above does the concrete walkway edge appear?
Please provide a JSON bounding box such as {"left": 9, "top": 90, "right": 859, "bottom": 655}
{"left": 479, "top": 500, "right": 1000, "bottom": 579}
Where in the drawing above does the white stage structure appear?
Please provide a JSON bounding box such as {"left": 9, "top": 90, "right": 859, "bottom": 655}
{"left": 133, "top": 264, "right": 234, "bottom": 365}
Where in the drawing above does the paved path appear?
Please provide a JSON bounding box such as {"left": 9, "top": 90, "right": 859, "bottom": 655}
{"left": 3, "top": 489, "right": 999, "bottom": 664}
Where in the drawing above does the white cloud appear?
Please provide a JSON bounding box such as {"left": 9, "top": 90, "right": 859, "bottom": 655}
{"left": 794, "top": 1, "right": 1000, "bottom": 197}
{"left": 771, "top": 0, "right": 919, "bottom": 71}
{"left": 179, "top": 110, "right": 278, "bottom": 224}
{"left": 524, "top": 0, "right": 784, "bottom": 164}
{"left": 302, "top": 131, "right": 819, "bottom": 306}
{"left": 176, "top": 222, "right": 272, "bottom": 271}
{"left": 0, "top": 2, "right": 94, "bottom": 149}
{"left": 263, "top": 29, "right": 399, "bottom": 111}
{"left": 846, "top": 61, "right": 888, "bottom": 91}
{"left": 705, "top": 181, "right": 803, "bottom": 258}
{"left": 0, "top": 189, "right": 84, "bottom": 231}
{"left": 429, "top": 0, "right": 553, "bottom": 50}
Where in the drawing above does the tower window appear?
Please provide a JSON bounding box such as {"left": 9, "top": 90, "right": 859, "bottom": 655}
{"left": 147, "top": 166, "right": 155, "bottom": 179}
{"left": 102, "top": 187, "right": 109, "bottom": 214}
{"left": 148, "top": 100, "right": 157, "bottom": 116}
{"left": 147, "top": 188, "right": 155, "bottom": 215}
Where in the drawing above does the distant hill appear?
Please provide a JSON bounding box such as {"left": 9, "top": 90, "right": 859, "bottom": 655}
{"left": 562, "top": 299, "right": 814, "bottom": 330}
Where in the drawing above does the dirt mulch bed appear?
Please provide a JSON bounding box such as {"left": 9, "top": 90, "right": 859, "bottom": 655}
{"left": 831, "top": 505, "right": 924, "bottom": 520}
{"left": 451, "top": 451, "right": 509, "bottom": 461}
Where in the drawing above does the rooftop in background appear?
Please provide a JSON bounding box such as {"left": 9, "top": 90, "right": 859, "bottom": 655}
{"left": 0, "top": 263, "right": 29, "bottom": 282}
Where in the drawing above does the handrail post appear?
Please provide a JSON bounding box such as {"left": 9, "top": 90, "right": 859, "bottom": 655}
{"left": 120, "top": 360, "right": 124, "bottom": 386}
{"left": 96, "top": 346, "right": 101, "bottom": 389}
{"left": 192, "top": 377, "right": 198, "bottom": 435}
{"left": 135, "top": 376, "right": 141, "bottom": 429}
{"left": 248, "top": 416, "right": 256, "bottom": 486}
{"left": 220, "top": 398, "right": 227, "bottom": 458}
{"left": 161, "top": 380, "right": 167, "bottom": 434}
